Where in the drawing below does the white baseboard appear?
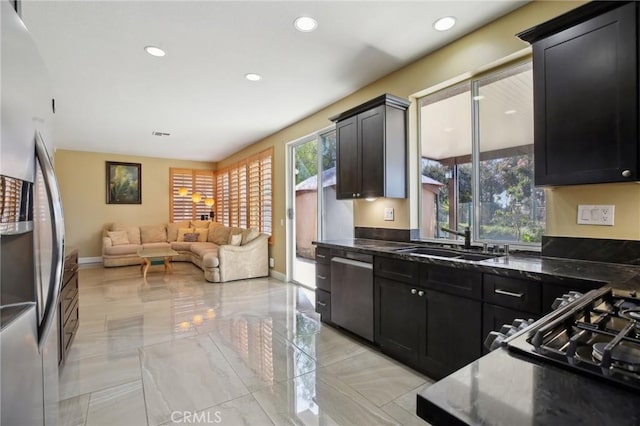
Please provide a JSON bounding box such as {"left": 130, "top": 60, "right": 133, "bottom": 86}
{"left": 79, "top": 256, "right": 103, "bottom": 265}
{"left": 269, "top": 269, "right": 286, "bottom": 282}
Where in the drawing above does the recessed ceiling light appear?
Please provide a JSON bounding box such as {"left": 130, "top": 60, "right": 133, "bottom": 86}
{"left": 144, "top": 46, "right": 165, "bottom": 57}
{"left": 473, "top": 95, "right": 485, "bottom": 101}
{"left": 433, "top": 16, "right": 456, "bottom": 31}
{"left": 294, "top": 16, "right": 318, "bottom": 32}
{"left": 504, "top": 109, "right": 517, "bottom": 115}
{"left": 245, "top": 73, "right": 262, "bottom": 81}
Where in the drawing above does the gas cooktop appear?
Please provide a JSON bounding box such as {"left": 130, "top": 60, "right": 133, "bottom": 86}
{"left": 506, "top": 286, "right": 640, "bottom": 391}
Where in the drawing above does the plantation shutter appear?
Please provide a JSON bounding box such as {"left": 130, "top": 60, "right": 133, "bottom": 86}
{"left": 169, "top": 168, "right": 214, "bottom": 222}
{"left": 194, "top": 171, "right": 214, "bottom": 220}
{"left": 238, "top": 161, "right": 248, "bottom": 228}
{"left": 212, "top": 147, "right": 272, "bottom": 236}
{"left": 0, "top": 176, "right": 25, "bottom": 223}
{"left": 216, "top": 171, "right": 230, "bottom": 226}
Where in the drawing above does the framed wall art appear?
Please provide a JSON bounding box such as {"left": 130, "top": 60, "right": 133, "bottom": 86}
{"left": 106, "top": 161, "right": 141, "bottom": 204}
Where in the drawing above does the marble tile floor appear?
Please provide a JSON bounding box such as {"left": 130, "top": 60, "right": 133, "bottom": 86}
{"left": 58, "top": 263, "right": 433, "bottom": 426}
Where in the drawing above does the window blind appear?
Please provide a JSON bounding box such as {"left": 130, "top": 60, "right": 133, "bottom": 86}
{"left": 169, "top": 168, "right": 215, "bottom": 222}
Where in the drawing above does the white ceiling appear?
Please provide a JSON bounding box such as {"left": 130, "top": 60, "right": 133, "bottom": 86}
{"left": 20, "top": 0, "right": 529, "bottom": 162}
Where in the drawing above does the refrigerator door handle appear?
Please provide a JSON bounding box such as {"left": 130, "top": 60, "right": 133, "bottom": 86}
{"left": 35, "top": 132, "right": 65, "bottom": 351}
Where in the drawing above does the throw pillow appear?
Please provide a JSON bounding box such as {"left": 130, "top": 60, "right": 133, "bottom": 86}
{"left": 140, "top": 224, "right": 167, "bottom": 243}
{"left": 111, "top": 224, "right": 141, "bottom": 245}
{"left": 194, "top": 228, "right": 208, "bottom": 242}
{"left": 107, "top": 231, "right": 130, "bottom": 246}
{"left": 167, "top": 220, "right": 190, "bottom": 242}
{"left": 229, "top": 233, "right": 242, "bottom": 246}
{"left": 191, "top": 220, "right": 211, "bottom": 229}
{"left": 227, "top": 226, "right": 243, "bottom": 244}
{"left": 183, "top": 232, "right": 199, "bottom": 242}
{"left": 177, "top": 227, "right": 195, "bottom": 242}
{"left": 209, "top": 224, "right": 231, "bottom": 245}
{"left": 241, "top": 227, "right": 260, "bottom": 245}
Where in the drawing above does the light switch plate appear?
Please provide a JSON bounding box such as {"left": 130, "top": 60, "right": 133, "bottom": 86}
{"left": 384, "top": 207, "right": 394, "bottom": 221}
{"left": 577, "top": 205, "right": 614, "bottom": 226}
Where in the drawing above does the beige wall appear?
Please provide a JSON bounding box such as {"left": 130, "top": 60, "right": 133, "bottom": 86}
{"left": 217, "top": 1, "right": 594, "bottom": 275}
{"left": 55, "top": 149, "right": 215, "bottom": 258}
{"left": 546, "top": 183, "right": 640, "bottom": 239}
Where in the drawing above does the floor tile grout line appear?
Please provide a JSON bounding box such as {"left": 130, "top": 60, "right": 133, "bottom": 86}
{"left": 138, "top": 347, "right": 151, "bottom": 426}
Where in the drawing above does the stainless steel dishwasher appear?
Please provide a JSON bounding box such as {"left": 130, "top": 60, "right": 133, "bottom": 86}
{"left": 330, "top": 251, "right": 374, "bottom": 342}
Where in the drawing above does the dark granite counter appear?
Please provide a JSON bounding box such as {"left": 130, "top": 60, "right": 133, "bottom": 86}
{"left": 416, "top": 348, "right": 640, "bottom": 426}
{"left": 315, "top": 238, "right": 640, "bottom": 291}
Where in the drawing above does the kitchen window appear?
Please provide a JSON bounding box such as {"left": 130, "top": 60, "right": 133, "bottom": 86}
{"left": 419, "top": 61, "right": 545, "bottom": 245}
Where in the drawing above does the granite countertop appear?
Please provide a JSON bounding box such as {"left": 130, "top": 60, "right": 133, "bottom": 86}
{"left": 416, "top": 348, "right": 640, "bottom": 426}
{"left": 315, "top": 238, "right": 640, "bottom": 291}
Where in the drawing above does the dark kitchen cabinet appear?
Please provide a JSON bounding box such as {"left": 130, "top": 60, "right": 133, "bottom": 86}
{"left": 315, "top": 246, "right": 332, "bottom": 323}
{"left": 419, "top": 264, "right": 482, "bottom": 379}
{"left": 375, "top": 276, "right": 423, "bottom": 367}
{"left": 419, "top": 289, "right": 481, "bottom": 379}
{"left": 330, "top": 94, "right": 410, "bottom": 199}
{"left": 59, "top": 248, "right": 79, "bottom": 366}
{"left": 518, "top": 1, "right": 639, "bottom": 186}
{"left": 374, "top": 255, "right": 422, "bottom": 366}
{"left": 375, "top": 257, "right": 482, "bottom": 379}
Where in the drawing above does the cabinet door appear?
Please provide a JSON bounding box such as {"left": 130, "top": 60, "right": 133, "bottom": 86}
{"left": 533, "top": 3, "right": 637, "bottom": 185}
{"left": 419, "top": 290, "right": 481, "bottom": 379}
{"left": 359, "top": 105, "right": 385, "bottom": 198}
{"left": 375, "top": 277, "right": 422, "bottom": 366}
{"left": 336, "top": 116, "right": 360, "bottom": 199}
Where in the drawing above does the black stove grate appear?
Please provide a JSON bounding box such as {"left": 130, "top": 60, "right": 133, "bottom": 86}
{"left": 507, "top": 287, "right": 640, "bottom": 391}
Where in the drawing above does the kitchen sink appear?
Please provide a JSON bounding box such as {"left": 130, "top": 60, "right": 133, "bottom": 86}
{"left": 395, "top": 246, "right": 499, "bottom": 262}
{"left": 396, "top": 247, "right": 462, "bottom": 258}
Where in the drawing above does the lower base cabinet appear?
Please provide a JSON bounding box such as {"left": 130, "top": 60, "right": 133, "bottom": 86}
{"left": 375, "top": 277, "right": 422, "bottom": 367}
{"left": 375, "top": 277, "right": 482, "bottom": 379}
{"left": 482, "top": 303, "right": 538, "bottom": 354}
{"left": 420, "top": 290, "right": 481, "bottom": 379}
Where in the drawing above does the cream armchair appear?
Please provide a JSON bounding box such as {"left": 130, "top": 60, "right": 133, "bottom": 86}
{"left": 203, "top": 233, "right": 269, "bottom": 282}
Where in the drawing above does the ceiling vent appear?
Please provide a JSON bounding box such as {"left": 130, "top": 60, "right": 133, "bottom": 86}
{"left": 152, "top": 131, "right": 171, "bottom": 136}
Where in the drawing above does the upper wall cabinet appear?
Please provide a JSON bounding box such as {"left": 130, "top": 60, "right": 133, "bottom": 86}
{"left": 518, "top": 1, "right": 638, "bottom": 186}
{"left": 329, "top": 94, "right": 410, "bottom": 199}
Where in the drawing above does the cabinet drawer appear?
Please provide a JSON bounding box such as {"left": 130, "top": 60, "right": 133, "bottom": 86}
{"left": 316, "top": 263, "right": 331, "bottom": 292}
{"left": 483, "top": 274, "right": 541, "bottom": 314}
{"left": 374, "top": 256, "right": 419, "bottom": 284}
{"left": 542, "top": 280, "right": 601, "bottom": 314}
{"left": 316, "top": 247, "right": 331, "bottom": 264}
{"left": 316, "top": 289, "right": 331, "bottom": 322}
{"left": 420, "top": 265, "right": 482, "bottom": 300}
{"left": 61, "top": 274, "right": 78, "bottom": 323}
{"left": 63, "top": 299, "right": 79, "bottom": 351}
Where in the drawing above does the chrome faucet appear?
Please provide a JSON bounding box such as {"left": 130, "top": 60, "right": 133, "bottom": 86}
{"left": 441, "top": 226, "right": 471, "bottom": 249}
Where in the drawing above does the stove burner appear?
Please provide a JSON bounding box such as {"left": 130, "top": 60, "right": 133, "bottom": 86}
{"left": 592, "top": 341, "right": 640, "bottom": 372}
{"left": 620, "top": 308, "right": 640, "bottom": 322}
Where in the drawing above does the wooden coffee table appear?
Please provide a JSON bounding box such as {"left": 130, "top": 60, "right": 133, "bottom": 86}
{"left": 137, "top": 248, "right": 179, "bottom": 280}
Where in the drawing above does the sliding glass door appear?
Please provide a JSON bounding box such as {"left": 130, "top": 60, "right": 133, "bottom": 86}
{"left": 286, "top": 128, "right": 353, "bottom": 288}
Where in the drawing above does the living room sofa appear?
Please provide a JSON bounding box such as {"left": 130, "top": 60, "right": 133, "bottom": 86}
{"left": 101, "top": 220, "right": 269, "bottom": 283}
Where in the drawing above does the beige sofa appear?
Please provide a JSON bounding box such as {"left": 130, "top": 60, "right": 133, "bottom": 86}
{"left": 102, "top": 220, "right": 269, "bottom": 283}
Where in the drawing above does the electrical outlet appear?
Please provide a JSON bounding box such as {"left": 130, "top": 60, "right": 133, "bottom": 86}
{"left": 384, "top": 207, "right": 394, "bottom": 221}
{"left": 269, "top": 257, "right": 275, "bottom": 268}
{"left": 577, "top": 205, "right": 614, "bottom": 226}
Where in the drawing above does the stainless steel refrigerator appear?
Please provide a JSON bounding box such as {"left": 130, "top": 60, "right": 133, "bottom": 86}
{"left": 1, "top": 1, "right": 65, "bottom": 424}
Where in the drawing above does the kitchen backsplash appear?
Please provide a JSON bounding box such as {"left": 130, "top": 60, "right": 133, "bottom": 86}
{"left": 542, "top": 235, "right": 640, "bottom": 266}
{"left": 354, "top": 227, "right": 419, "bottom": 242}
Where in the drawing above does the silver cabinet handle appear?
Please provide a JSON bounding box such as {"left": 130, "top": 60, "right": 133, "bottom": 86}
{"left": 495, "top": 289, "right": 524, "bottom": 299}
{"left": 622, "top": 170, "right": 632, "bottom": 177}
{"left": 317, "top": 301, "right": 327, "bottom": 307}
{"left": 317, "top": 275, "right": 327, "bottom": 280}
{"left": 356, "top": 193, "right": 360, "bottom": 197}
{"left": 411, "top": 288, "right": 417, "bottom": 295}
{"left": 352, "top": 193, "right": 356, "bottom": 197}
{"left": 418, "top": 290, "right": 424, "bottom": 297}
{"left": 317, "top": 254, "right": 326, "bottom": 259}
